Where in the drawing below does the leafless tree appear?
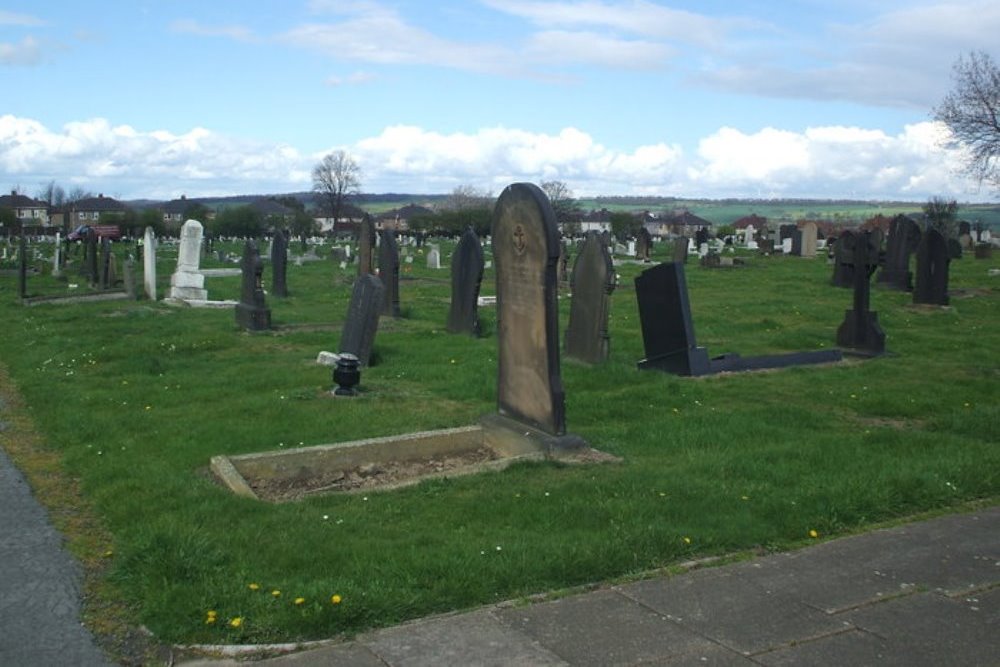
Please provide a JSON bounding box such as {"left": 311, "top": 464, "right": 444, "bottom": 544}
{"left": 540, "top": 180, "right": 581, "bottom": 226}
{"left": 36, "top": 180, "right": 66, "bottom": 207}
{"left": 444, "top": 184, "right": 493, "bottom": 211}
{"left": 934, "top": 51, "right": 1000, "bottom": 187}
{"left": 312, "top": 150, "right": 361, "bottom": 232}
{"left": 923, "top": 196, "right": 959, "bottom": 238}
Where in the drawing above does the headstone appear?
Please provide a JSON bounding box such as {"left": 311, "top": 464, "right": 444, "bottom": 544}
{"left": 558, "top": 239, "right": 570, "bottom": 284}
{"left": 801, "top": 222, "right": 818, "bottom": 257}
{"left": 959, "top": 233, "right": 974, "bottom": 251}
{"left": 52, "top": 232, "right": 62, "bottom": 278}
{"left": 694, "top": 227, "right": 709, "bottom": 248}
{"left": 626, "top": 240, "right": 636, "bottom": 257}
{"left": 564, "top": 231, "right": 616, "bottom": 364}
{"left": 947, "top": 237, "right": 963, "bottom": 260}
{"left": 830, "top": 230, "right": 856, "bottom": 288}
{"left": 913, "top": 228, "right": 950, "bottom": 306}
{"left": 17, "top": 236, "right": 27, "bottom": 299}
{"left": 169, "top": 219, "right": 208, "bottom": 300}
{"left": 271, "top": 230, "right": 289, "bottom": 297}
{"left": 958, "top": 220, "right": 971, "bottom": 237}
{"left": 100, "top": 237, "right": 113, "bottom": 290}
{"left": 357, "top": 215, "right": 375, "bottom": 276}
{"left": 426, "top": 247, "right": 441, "bottom": 269}
{"left": 877, "top": 216, "right": 921, "bottom": 291}
{"left": 339, "top": 274, "right": 385, "bottom": 367}
{"left": 446, "top": 227, "right": 485, "bottom": 337}
{"left": 759, "top": 238, "right": 775, "bottom": 254}
{"left": 142, "top": 226, "right": 157, "bottom": 300}
{"left": 85, "top": 230, "right": 99, "bottom": 284}
{"left": 378, "top": 229, "right": 401, "bottom": 317}
{"left": 835, "top": 231, "right": 885, "bottom": 355}
{"left": 782, "top": 236, "right": 794, "bottom": 254}
{"left": 672, "top": 236, "right": 689, "bottom": 264}
{"left": 491, "top": 182, "right": 566, "bottom": 435}
{"left": 636, "top": 227, "right": 653, "bottom": 261}
{"left": 235, "top": 241, "right": 271, "bottom": 331}
{"left": 779, "top": 224, "right": 797, "bottom": 242}
{"left": 124, "top": 256, "right": 137, "bottom": 300}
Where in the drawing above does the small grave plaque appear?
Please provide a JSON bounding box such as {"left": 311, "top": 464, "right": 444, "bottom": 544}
{"left": 565, "top": 231, "right": 616, "bottom": 364}
{"left": 446, "top": 227, "right": 485, "bottom": 336}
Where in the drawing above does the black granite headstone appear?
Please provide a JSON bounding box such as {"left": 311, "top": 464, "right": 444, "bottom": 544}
{"left": 790, "top": 229, "right": 804, "bottom": 256}
{"left": 378, "top": 228, "right": 400, "bottom": 317}
{"left": 271, "top": 230, "right": 289, "bottom": 297}
{"left": 914, "top": 228, "right": 950, "bottom": 306}
{"left": 85, "top": 230, "right": 99, "bottom": 284}
{"left": 877, "top": 216, "right": 921, "bottom": 291}
{"left": 779, "top": 224, "right": 797, "bottom": 242}
{"left": 357, "top": 214, "right": 375, "bottom": 276}
{"left": 565, "top": 231, "right": 616, "bottom": 364}
{"left": 339, "top": 274, "right": 385, "bottom": 367}
{"left": 694, "top": 227, "right": 709, "bottom": 248}
{"left": 446, "top": 227, "right": 485, "bottom": 337}
{"left": 235, "top": 241, "right": 271, "bottom": 331}
{"left": 835, "top": 231, "right": 885, "bottom": 355}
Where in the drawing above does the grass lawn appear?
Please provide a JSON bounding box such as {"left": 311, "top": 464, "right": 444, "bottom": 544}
{"left": 0, "top": 236, "right": 997, "bottom": 650}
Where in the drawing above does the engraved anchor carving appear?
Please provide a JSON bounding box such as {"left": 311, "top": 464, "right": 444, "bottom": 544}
{"left": 513, "top": 224, "right": 526, "bottom": 254}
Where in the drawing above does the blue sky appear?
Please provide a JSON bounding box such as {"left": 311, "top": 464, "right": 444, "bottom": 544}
{"left": 2, "top": 0, "right": 999, "bottom": 201}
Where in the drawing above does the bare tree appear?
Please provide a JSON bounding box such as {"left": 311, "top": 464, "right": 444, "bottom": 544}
{"left": 65, "top": 187, "right": 94, "bottom": 204}
{"left": 923, "top": 196, "right": 959, "bottom": 238}
{"left": 36, "top": 180, "right": 65, "bottom": 207}
{"left": 934, "top": 51, "right": 1000, "bottom": 187}
{"left": 540, "top": 180, "right": 581, "bottom": 227}
{"left": 312, "top": 150, "right": 361, "bottom": 233}
{"left": 444, "top": 184, "right": 493, "bottom": 211}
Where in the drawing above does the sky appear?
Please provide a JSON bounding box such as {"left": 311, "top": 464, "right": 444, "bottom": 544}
{"left": 2, "top": 0, "right": 999, "bottom": 203}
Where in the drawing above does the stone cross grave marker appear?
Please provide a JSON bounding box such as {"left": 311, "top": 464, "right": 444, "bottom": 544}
{"left": 491, "top": 182, "right": 566, "bottom": 435}
{"left": 913, "top": 228, "right": 950, "bottom": 306}
{"left": 835, "top": 230, "right": 885, "bottom": 355}
{"left": 446, "top": 227, "right": 485, "bottom": 336}
{"left": 830, "top": 230, "right": 856, "bottom": 288}
{"left": 271, "top": 230, "right": 289, "bottom": 297}
{"left": 142, "top": 226, "right": 157, "bottom": 300}
{"left": 564, "top": 231, "right": 616, "bottom": 364}
{"left": 877, "top": 215, "right": 921, "bottom": 291}
{"left": 235, "top": 241, "right": 271, "bottom": 331}
{"left": 339, "top": 274, "right": 385, "bottom": 367}
{"left": 378, "top": 229, "right": 401, "bottom": 317}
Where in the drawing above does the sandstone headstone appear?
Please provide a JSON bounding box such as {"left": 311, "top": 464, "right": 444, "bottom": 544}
{"left": 446, "top": 227, "right": 485, "bottom": 336}
{"left": 801, "top": 222, "right": 818, "bottom": 257}
{"left": 142, "top": 226, "right": 157, "bottom": 300}
{"left": 378, "top": 229, "right": 401, "bottom": 317}
{"left": 339, "top": 274, "right": 385, "bottom": 366}
{"left": 564, "top": 231, "right": 616, "bottom": 364}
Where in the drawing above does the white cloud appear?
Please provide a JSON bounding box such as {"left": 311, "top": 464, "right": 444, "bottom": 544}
{"left": 169, "top": 19, "right": 257, "bottom": 42}
{"left": 0, "top": 114, "right": 989, "bottom": 201}
{"left": 324, "top": 71, "right": 377, "bottom": 86}
{"left": 0, "top": 10, "right": 46, "bottom": 27}
{"left": 0, "top": 36, "right": 42, "bottom": 66}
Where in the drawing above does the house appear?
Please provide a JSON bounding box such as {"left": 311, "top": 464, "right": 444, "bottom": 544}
{"left": 313, "top": 203, "right": 367, "bottom": 234}
{"left": 162, "top": 195, "right": 194, "bottom": 226}
{"left": 0, "top": 190, "right": 50, "bottom": 225}
{"left": 377, "top": 204, "right": 435, "bottom": 231}
{"left": 645, "top": 210, "right": 713, "bottom": 237}
{"left": 249, "top": 198, "right": 295, "bottom": 225}
{"left": 733, "top": 214, "right": 768, "bottom": 230}
{"left": 579, "top": 208, "right": 612, "bottom": 233}
{"left": 63, "top": 194, "right": 129, "bottom": 229}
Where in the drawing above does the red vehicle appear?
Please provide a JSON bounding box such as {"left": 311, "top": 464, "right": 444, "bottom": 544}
{"left": 67, "top": 224, "right": 122, "bottom": 241}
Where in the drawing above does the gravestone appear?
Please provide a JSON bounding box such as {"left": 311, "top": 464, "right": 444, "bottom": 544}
{"left": 100, "top": 238, "right": 113, "bottom": 290}
{"left": 85, "top": 230, "right": 99, "bottom": 284}
{"left": 558, "top": 239, "right": 570, "bottom": 284}
{"left": 378, "top": 229, "right": 401, "bottom": 317}
{"left": 565, "top": 231, "right": 616, "bottom": 364}
{"left": 235, "top": 241, "right": 271, "bottom": 331}
{"left": 779, "top": 224, "right": 797, "bottom": 242}
{"left": 52, "top": 232, "right": 62, "bottom": 278}
{"left": 790, "top": 229, "right": 803, "bottom": 256}
{"left": 947, "top": 237, "right": 963, "bottom": 260}
{"left": 913, "top": 228, "right": 950, "bottom": 306}
{"left": 835, "top": 231, "right": 885, "bottom": 355}
{"left": 672, "top": 236, "right": 689, "bottom": 264}
{"left": 339, "top": 274, "right": 385, "bottom": 367}
{"left": 169, "top": 219, "right": 208, "bottom": 300}
{"left": 694, "top": 227, "right": 709, "bottom": 248}
{"left": 759, "top": 238, "right": 775, "bottom": 254}
{"left": 271, "top": 230, "right": 289, "bottom": 297}
{"left": 142, "top": 227, "right": 157, "bottom": 300}
{"left": 446, "top": 227, "right": 485, "bottom": 336}
{"left": 636, "top": 227, "right": 653, "bottom": 261}
{"left": 357, "top": 215, "right": 375, "bottom": 276}
{"left": 801, "top": 222, "right": 818, "bottom": 257}
{"left": 124, "top": 256, "right": 137, "bottom": 300}
{"left": 877, "top": 216, "right": 921, "bottom": 291}
{"left": 17, "top": 236, "right": 27, "bottom": 299}
{"left": 958, "top": 220, "right": 971, "bottom": 237}
{"left": 491, "top": 182, "right": 567, "bottom": 435}
{"left": 830, "top": 230, "right": 856, "bottom": 288}
{"left": 426, "top": 247, "right": 441, "bottom": 269}
{"left": 636, "top": 262, "right": 841, "bottom": 376}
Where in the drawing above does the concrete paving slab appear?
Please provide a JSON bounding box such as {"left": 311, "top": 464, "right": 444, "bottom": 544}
{"left": 755, "top": 628, "right": 891, "bottom": 666}
{"left": 625, "top": 642, "right": 759, "bottom": 666}
{"left": 846, "top": 592, "right": 1000, "bottom": 667}
{"left": 495, "top": 589, "right": 716, "bottom": 666}
{"left": 619, "top": 567, "right": 850, "bottom": 656}
{"left": 957, "top": 585, "right": 1000, "bottom": 624}
{"left": 364, "top": 609, "right": 568, "bottom": 667}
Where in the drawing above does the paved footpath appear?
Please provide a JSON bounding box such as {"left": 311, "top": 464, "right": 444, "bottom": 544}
{"left": 181, "top": 506, "right": 1000, "bottom": 667}
{"left": 0, "top": 443, "right": 114, "bottom": 667}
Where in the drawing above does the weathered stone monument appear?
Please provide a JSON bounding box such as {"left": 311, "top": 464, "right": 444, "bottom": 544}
{"left": 801, "top": 222, "right": 818, "bottom": 257}
{"left": 636, "top": 227, "right": 653, "bottom": 261}
{"left": 913, "top": 228, "right": 950, "bottom": 306}
{"left": 564, "top": 231, "right": 616, "bottom": 364}
{"left": 877, "top": 216, "right": 921, "bottom": 291}
{"left": 830, "top": 230, "right": 856, "bottom": 288}
{"left": 636, "top": 262, "right": 841, "bottom": 376}
{"left": 169, "top": 220, "right": 208, "bottom": 301}
{"left": 142, "top": 226, "right": 157, "bottom": 300}
{"left": 52, "top": 232, "right": 62, "bottom": 278}
{"left": 835, "top": 231, "right": 885, "bottom": 356}
{"left": 339, "top": 274, "right": 385, "bottom": 366}
{"left": 123, "top": 256, "right": 137, "bottom": 300}
{"left": 235, "top": 241, "right": 271, "bottom": 331}
{"left": 271, "top": 230, "right": 289, "bottom": 297}
{"left": 100, "top": 237, "right": 113, "bottom": 290}
{"left": 426, "top": 246, "right": 441, "bottom": 270}
{"left": 672, "top": 236, "right": 689, "bottom": 264}
{"left": 446, "top": 227, "right": 485, "bottom": 336}
{"left": 85, "top": 229, "right": 99, "bottom": 285}
{"left": 378, "top": 229, "right": 401, "bottom": 317}
{"left": 357, "top": 215, "right": 376, "bottom": 276}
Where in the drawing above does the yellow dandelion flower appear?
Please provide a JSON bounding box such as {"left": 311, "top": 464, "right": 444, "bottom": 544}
{"left": 682, "top": 536, "right": 691, "bottom": 544}
{"left": 248, "top": 583, "right": 260, "bottom": 591}
{"left": 331, "top": 594, "right": 342, "bottom": 605}
{"left": 294, "top": 597, "right": 305, "bottom": 605}
{"left": 271, "top": 590, "right": 281, "bottom": 597}
{"left": 229, "top": 617, "right": 243, "bottom": 628}
{"left": 809, "top": 529, "right": 819, "bottom": 538}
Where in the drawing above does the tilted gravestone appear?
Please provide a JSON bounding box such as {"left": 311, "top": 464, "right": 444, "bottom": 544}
{"left": 830, "top": 230, "right": 856, "bottom": 288}
{"left": 636, "top": 226, "right": 653, "bottom": 261}
{"left": 169, "top": 219, "right": 208, "bottom": 301}
{"left": 490, "top": 182, "right": 569, "bottom": 436}
{"left": 636, "top": 262, "right": 841, "bottom": 376}
{"left": 142, "top": 226, "right": 157, "bottom": 300}
{"left": 913, "top": 228, "right": 950, "bottom": 306}
{"left": 877, "top": 215, "right": 921, "bottom": 291}
{"left": 565, "top": 231, "right": 616, "bottom": 364}
{"left": 446, "top": 227, "right": 485, "bottom": 337}
{"left": 339, "top": 274, "right": 385, "bottom": 367}
{"left": 235, "top": 241, "right": 271, "bottom": 331}
{"left": 357, "top": 215, "right": 376, "bottom": 276}
{"left": 378, "top": 229, "right": 401, "bottom": 317}
{"left": 835, "top": 230, "right": 885, "bottom": 355}
{"left": 271, "top": 230, "right": 289, "bottom": 297}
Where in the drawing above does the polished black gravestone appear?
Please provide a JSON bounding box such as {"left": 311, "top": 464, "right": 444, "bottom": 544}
{"left": 636, "top": 262, "right": 841, "bottom": 376}
{"left": 357, "top": 214, "right": 376, "bottom": 276}
{"left": 234, "top": 241, "right": 271, "bottom": 331}
{"left": 490, "top": 182, "right": 576, "bottom": 440}
{"left": 636, "top": 227, "right": 653, "bottom": 261}
{"left": 378, "top": 228, "right": 401, "bottom": 317}
{"left": 339, "top": 274, "right": 385, "bottom": 367}
{"left": 913, "top": 228, "right": 950, "bottom": 306}
{"left": 565, "top": 231, "right": 616, "bottom": 364}
{"left": 790, "top": 228, "right": 804, "bottom": 256}
{"left": 835, "top": 231, "right": 885, "bottom": 356}
{"left": 672, "top": 236, "right": 689, "bottom": 264}
{"left": 779, "top": 224, "right": 797, "bottom": 242}
{"left": 877, "top": 215, "right": 921, "bottom": 291}
{"left": 831, "top": 230, "right": 856, "bottom": 288}
{"left": 271, "top": 230, "right": 289, "bottom": 297}
{"left": 446, "top": 227, "right": 485, "bottom": 336}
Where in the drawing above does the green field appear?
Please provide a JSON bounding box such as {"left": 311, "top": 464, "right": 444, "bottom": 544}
{"left": 0, "top": 237, "right": 997, "bottom": 660}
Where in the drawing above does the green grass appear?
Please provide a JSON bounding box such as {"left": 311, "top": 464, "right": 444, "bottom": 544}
{"left": 0, "top": 237, "right": 997, "bottom": 647}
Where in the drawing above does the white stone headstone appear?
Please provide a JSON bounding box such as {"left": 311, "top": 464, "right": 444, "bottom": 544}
{"left": 782, "top": 237, "right": 793, "bottom": 254}
{"left": 627, "top": 240, "right": 636, "bottom": 256}
{"left": 52, "top": 232, "right": 62, "bottom": 277}
{"left": 142, "top": 226, "right": 157, "bottom": 300}
{"left": 427, "top": 248, "right": 441, "bottom": 269}
{"left": 169, "top": 220, "right": 207, "bottom": 300}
